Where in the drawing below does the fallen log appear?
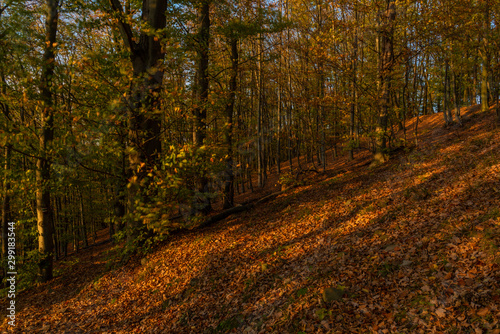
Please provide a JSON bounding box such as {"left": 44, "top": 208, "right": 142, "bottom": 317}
{"left": 197, "top": 190, "right": 284, "bottom": 229}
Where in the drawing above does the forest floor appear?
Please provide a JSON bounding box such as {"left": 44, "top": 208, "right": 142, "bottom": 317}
{"left": 2, "top": 105, "right": 500, "bottom": 333}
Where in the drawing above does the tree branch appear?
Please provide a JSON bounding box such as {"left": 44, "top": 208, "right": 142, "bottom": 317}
{"left": 108, "top": 0, "right": 137, "bottom": 56}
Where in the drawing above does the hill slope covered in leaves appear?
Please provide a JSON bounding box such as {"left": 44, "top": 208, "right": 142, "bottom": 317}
{"left": 2, "top": 105, "right": 500, "bottom": 333}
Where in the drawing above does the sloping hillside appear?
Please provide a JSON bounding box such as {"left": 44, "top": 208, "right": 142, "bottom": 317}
{"left": 2, "top": 106, "right": 500, "bottom": 333}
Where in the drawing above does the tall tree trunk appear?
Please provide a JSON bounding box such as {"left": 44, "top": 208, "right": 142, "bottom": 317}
{"left": 277, "top": 75, "right": 282, "bottom": 175}
{"left": 36, "top": 0, "right": 59, "bottom": 283}
{"left": 319, "top": 73, "right": 326, "bottom": 171}
{"left": 452, "top": 67, "right": 462, "bottom": 125}
{"left": 443, "top": 60, "right": 452, "bottom": 125}
{"left": 78, "top": 189, "right": 88, "bottom": 248}
{"left": 192, "top": 0, "right": 211, "bottom": 214}
{"left": 285, "top": 0, "right": 293, "bottom": 173}
{"left": 422, "top": 66, "right": 428, "bottom": 115}
{"left": 496, "top": 85, "right": 500, "bottom": 121}
{"left": 480, "top": 1, "right": 490, "bottom": 112}
{"left": 108, "top": 0, "right": 167, "bottom": 242}
{"left": 223, "top": 37, "right": 238, "bottom": 209}
{"left": 375, "top": 0, "right": 396, "bottom": 163}
{"left": 277, "top": 18, "right": 283, "bottom": 176}
{"left": 257, "top": 10, "right": 264, "bottom": 187}
{"left": 112, "top": 136, "right": 126, "bottom": 238}
{"left": 349, "top": 8, "right": 358, "bottom": 161}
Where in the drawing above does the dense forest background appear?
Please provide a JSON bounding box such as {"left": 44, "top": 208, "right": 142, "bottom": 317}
{"left": 0, "top": 0, "right": 499, "bottom": 285}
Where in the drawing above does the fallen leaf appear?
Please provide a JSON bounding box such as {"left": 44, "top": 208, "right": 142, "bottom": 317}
{"left": 476, "top": 308, "right": 489, "bottom": 317}
{"left": 435, "top": 308, "right": 446, "bottom": 318}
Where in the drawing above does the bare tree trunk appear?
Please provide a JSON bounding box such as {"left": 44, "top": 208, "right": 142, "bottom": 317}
{"left": 51, "top": 197, "right": 59, "bottom": 260}
{"left": 192, "top": 0, "right": 211, "bottom": 214}
{"left": 112, "top": 133, "right": 126, "bottom": 238}
{"left": 349, "top": 8, "right": 358, "bottom": 161}
{"left": 277, "top": 20, "right": 283, "bottom": 176}
{"left": 78, "top": 189, "right": 88, "bottom": 248}
{"left": 481, "top": 1, "right": 490, "bottom": 113}
{"left": 36, "top": 0, "right": 59, "bottom": 282}
{"left": 452, "top": 66, "right": 462, "bottom": 126}
{"left": 375, "top": 0, "right": 396, "bottom": 163}
{"left": 285, "top": 0, "right": 293, "bottom": 173}
{"left": 443, "top": 60, "right": 452, "bottom": 125}
{"left": 496, "top": 77, "right": 500, "bottom": 121}
{"left": 257, "top": 3, "right": 264, "bottom": 187}
{"left": 223, "top": 37, "right": 238, "bottom": 209}
{"left": 422, "top": 66, "right": 428, "bottom": 115}
{"left": 319, "top": 73, "right": 326, "bottom": 171}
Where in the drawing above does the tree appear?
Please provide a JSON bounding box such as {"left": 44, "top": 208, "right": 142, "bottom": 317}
{"left": 222, "top": 36, "right": 238, "bottom": 209}
{"left": 480, "top": 0, "right": 491, "bottom": 112}
{"left": 37, "top": 0, "right": 59, "bottom": 282}
{"left": 107, "top": 0, "right": 167, "bottom": 242}
{"left": 192, "top": 0, "right": 212, "bottom": 214}
{"left": 0, "top": 1, "right": 12, "bottom": 279}
{"left": 375, "top": 0, "right": 396, "bottom": 163}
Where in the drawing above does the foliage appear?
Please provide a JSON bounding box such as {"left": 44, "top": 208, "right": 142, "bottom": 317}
{"left": 132, "top": 144, "right": 222, "bottom": 235}
{"left": 277, "top": 171, "right": 296, "bottom": 190}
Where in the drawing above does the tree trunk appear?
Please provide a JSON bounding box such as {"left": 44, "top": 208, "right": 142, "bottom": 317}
{"left": 452, "top": 67, "right": 462, "bottom": 125}
{"left": 375, "top": 0, "right": 396, "bottom": 163}
{"left": 192, "top": 0, "right": 211, "bottom": 214}
{"left": 443, "top": 60, "right": 451, "bottom": 125}
{"left": 480, "top": 1, "right": 490, "bottom": 113}
{"left": 277, "top": 30, "right": 283, "bottom": 176}
{"left": 223, "top": 37, "right": 238, "bottom": 209}
{"left": 349, "top": 8, "right": 358, "bottom": 161}
{"left": 78, "top": 189, "right": 88, "bottom": 248}
{"left": 36, "top": 0, "right": 59, "bottom": 283}
{"left": 257, "top": 20, "right": 264, "bottom": 188}
{"left": 112, "top": 127, "right": 127, "bottom": 238}
{"left": 108, "top": 0, "right": 167, "bottom": 242}
{"left": 423, "top": 66, "right": 428, "bottom": 115}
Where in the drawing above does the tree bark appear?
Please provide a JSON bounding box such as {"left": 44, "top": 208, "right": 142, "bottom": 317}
{"left": 36, "top": 0, "right": 59, "bottom": 283}
{"left": 452, "top": 66, "right": 462, "bottom": 126}
{"left": 443, "top": 59, "right": 452, "bottom": 125}
{"left": 257, "top": 18, "right": 264, "bottom": 188}
{"left": 480, "top": 1, "right": 490, "bottom": 112}
{"left": 192, "top": 0, "right": 211, "bottom": 214}
{"left": 223, "top": 37, "right": 238, "bottom": 209}
{"left": 349, "top": 8, "right": 358, "bottom": 161}
{"left": 375, "top": 0, "right": 396, "bottom": 163}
